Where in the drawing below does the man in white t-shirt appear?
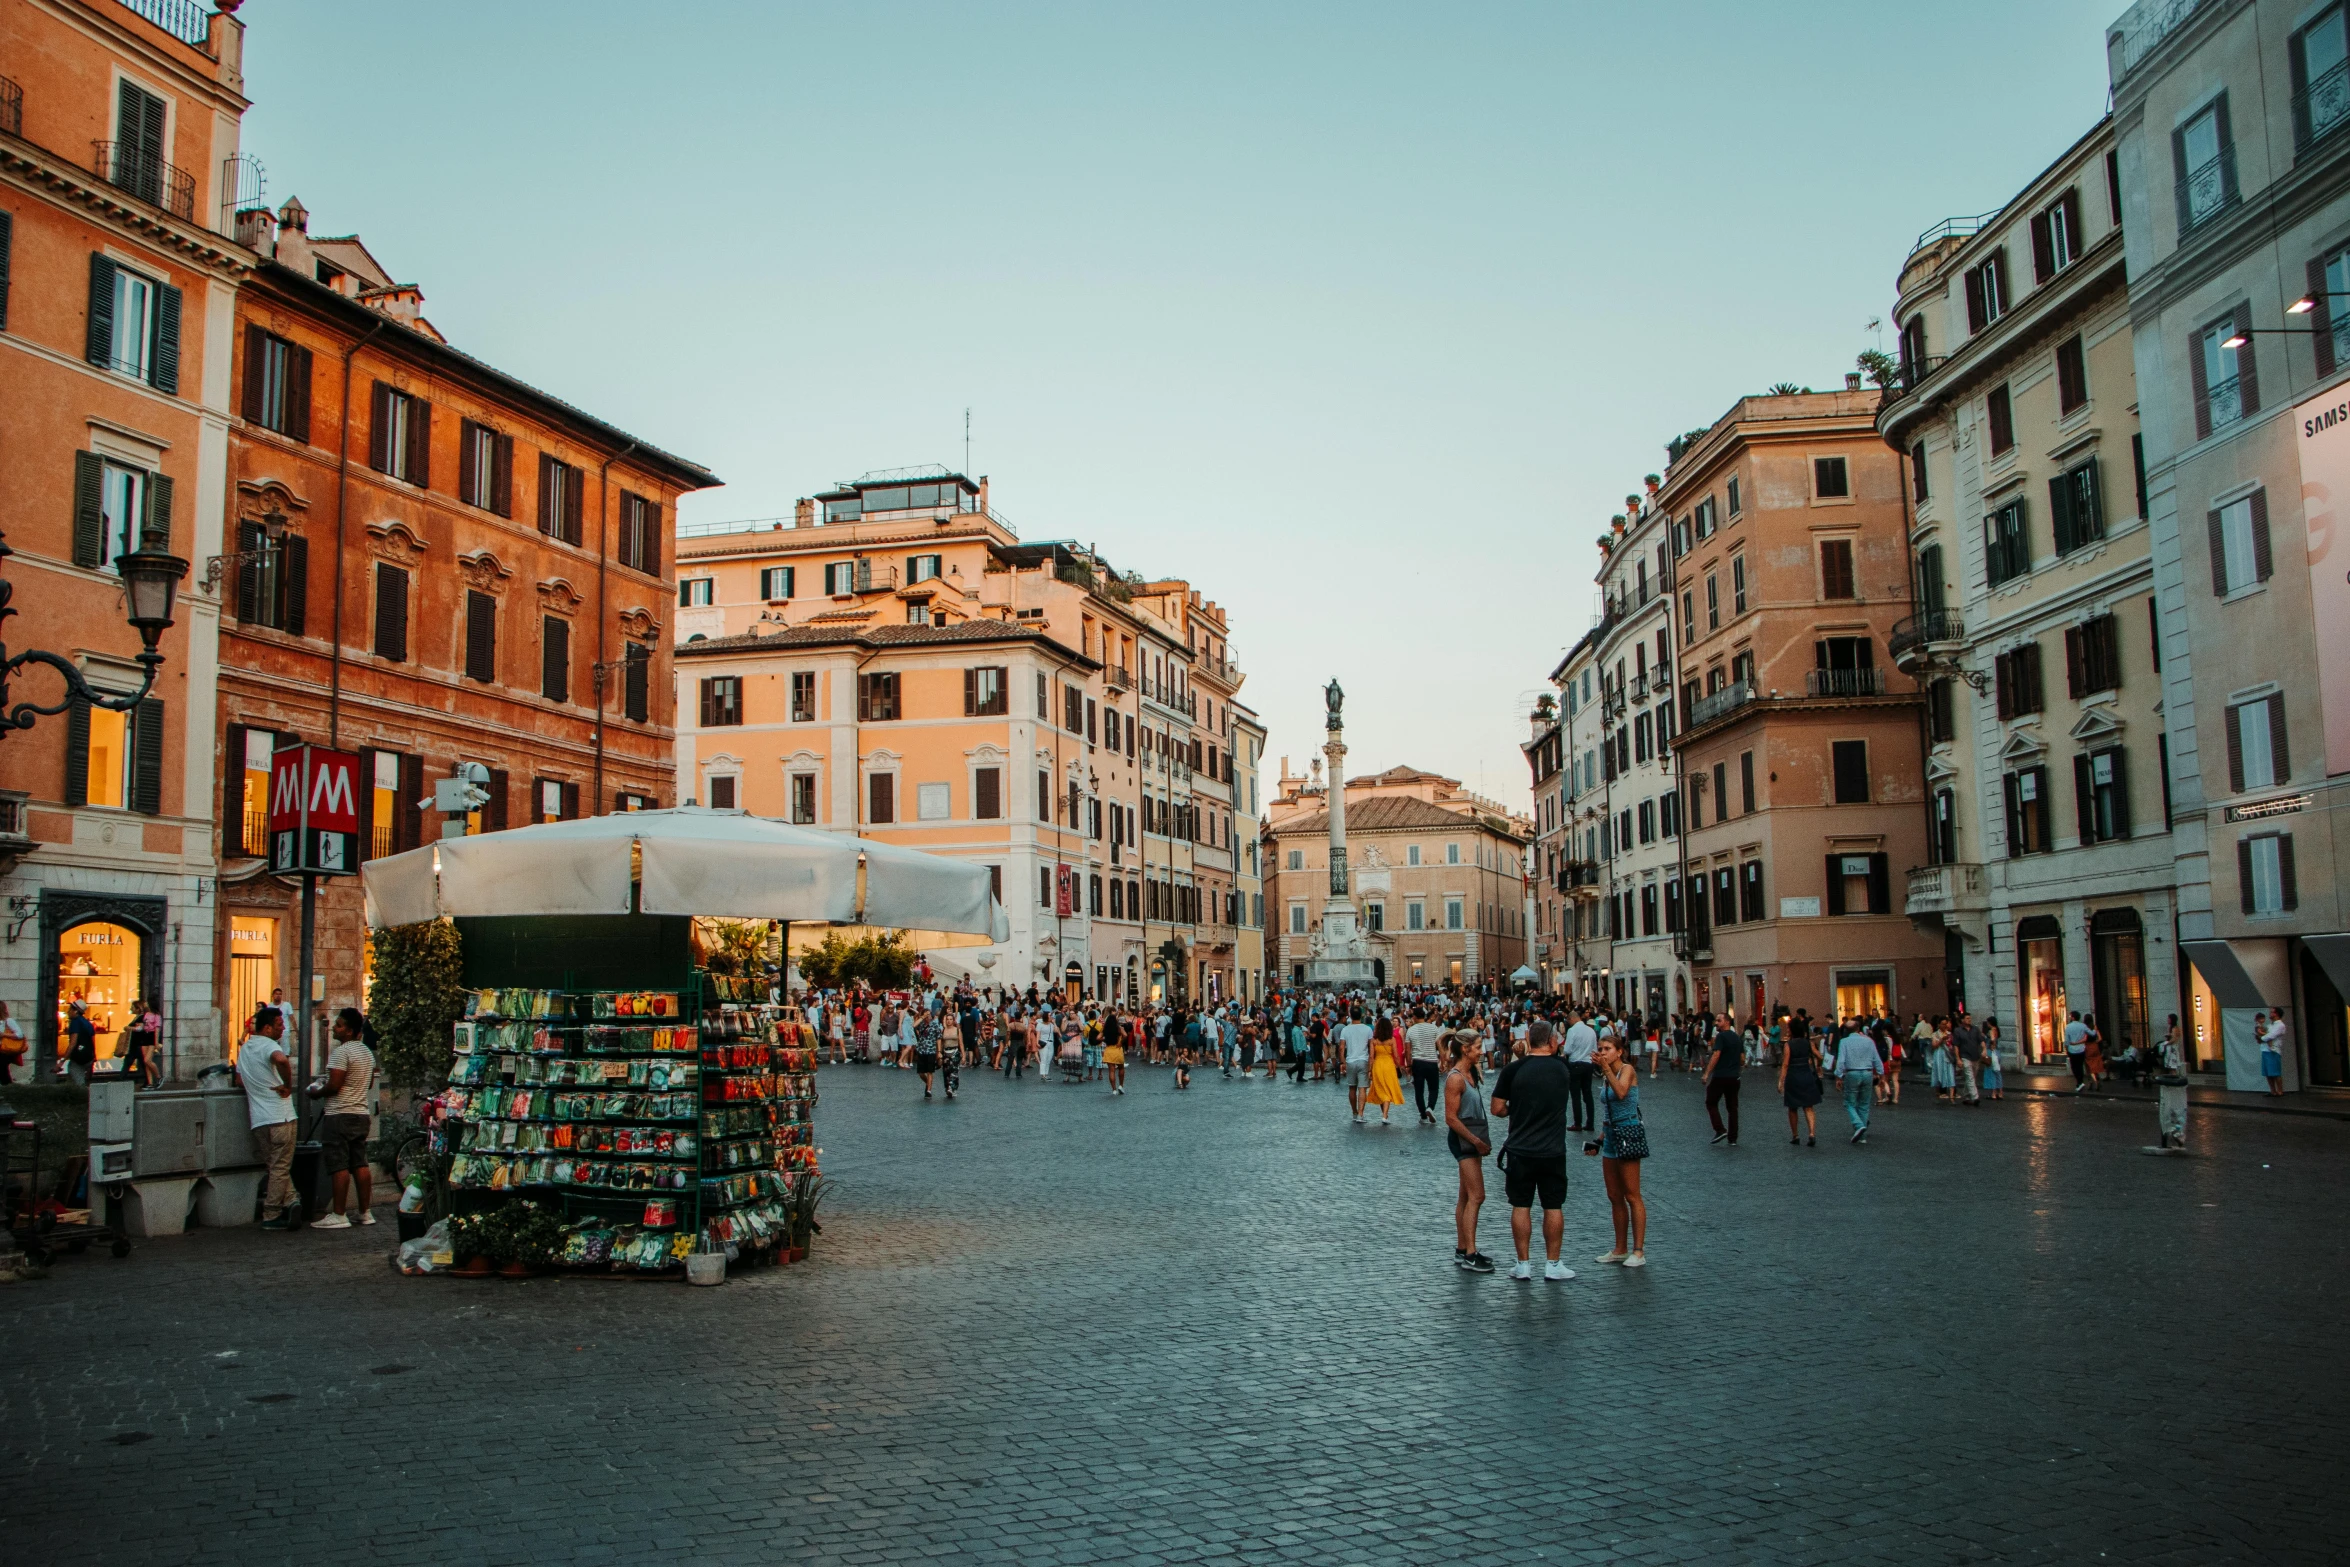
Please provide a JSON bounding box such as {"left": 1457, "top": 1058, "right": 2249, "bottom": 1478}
{"left": 1405, "top": 1010, "right": 1444, "bottom": 1123}
{"left": 236, "top": 1010, "right": 298, "bottom": 1228}
{"left": 2063, "top": 1011, "right": 2090, "bottom": 1092}
{"left": 1338, "top": 1007, "right": 1375, "bottom": 1123}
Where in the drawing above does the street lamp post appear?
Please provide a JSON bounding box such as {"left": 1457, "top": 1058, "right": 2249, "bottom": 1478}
{"left": 0, "top": 525, "right": 188, "bottom": 736}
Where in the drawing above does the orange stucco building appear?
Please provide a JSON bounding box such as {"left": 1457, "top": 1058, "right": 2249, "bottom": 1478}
{"left": 670, "top": 477, "right": 1262, "bottom": 1003}
{"left": 0, "top": 0, "right": 252, "bottom": 1074}
{"left": 211, "top": 200, "right": 717, "bottom": 1054}
{"left": 1664, "top": 390, "right": 1944, "bottom": 1023}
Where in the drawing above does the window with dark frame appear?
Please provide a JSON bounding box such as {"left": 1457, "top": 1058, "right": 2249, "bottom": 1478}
{"left": 2076, "top": 745, "right": 2132, "bottom": 844}
{"left": 540, "top": 614, "right": 570, "bottom": 703}
{"left": 2055, "top": 334, "right": 2089, "bottom": 412}
{"left": 2050, "top": 457, "right": 2105, "bottom": 555}
{"left": 790, "top": 772, "right": 817, "bottom": 824}
{"left": 1995, "top": 641, "right": 2046, "bottom": 720}
{"left": 539, "top": 453, "right": 584, "bottom": 546}
{"left": 622, "top": 642, "right": 650, "bottom": 723}
{"left": 370, "top": 381, "right": 430, "bottom": 486}
{"left": 1985, "top": 498, "right": 2031, "bottom": 586}
{"left": 2065, "top": 613, "right": 2122, "bottom": 698}
{"left": 2005, "top": 766, "right": 2054, "bottom": 856}
{"left": 1831, "top": 740, "right": 1869, "bottom": 804}
{"left": 1813, "top": 456, "right": 1849, "bottom": 498}
{"left": 242, "top": 326, "right": 312, "bottom": 440}
{"left": 858, "top": 671, "right": 900, "bottom": 721}
{"left": 372, "top": 562, "right": 407, "bottom": 662}
{"left": 459, "top": 420, "right": 512, "bottom": 515}
{"left": 699, "top": 675, "right": 743, "bottom": 727}
{"left": 1819, "top": 539, "right": 1856, "bottom": 600}
{"left": 1986, "top": 384, "right": 2015, "bottom": 454}
{"left": 463, "top": 590, "right": 496, "bottom": 683}
{"left": 791, "top": 670, "right": 816, "bottom": 722}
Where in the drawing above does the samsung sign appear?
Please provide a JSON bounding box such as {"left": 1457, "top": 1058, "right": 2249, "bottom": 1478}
{"left": 2294, "top": 387, "right": 2350, "bottom": 775}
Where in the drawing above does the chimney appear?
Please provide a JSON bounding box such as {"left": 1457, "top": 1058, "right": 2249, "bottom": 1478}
{"left": 1845, "top": 372, "right": 1863, "bottom": 391}
{"left": 794, "top": 497, "right": 814, "bottom": 528}
{"left": 235, "top": 205, "right": 275, "bottom": 255}
{"left": 278, "top": 195, "right": 308, "bottom": 233}
{"left": 978, "top": 476, "right": 990, "bottom": 515}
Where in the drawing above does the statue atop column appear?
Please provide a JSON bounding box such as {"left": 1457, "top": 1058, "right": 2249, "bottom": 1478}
{"left": 1305, "top": 674, "right": 1377, "bottom": 991}
{"left": 1325, "top": 678, "right": 1344, "bottom": 731}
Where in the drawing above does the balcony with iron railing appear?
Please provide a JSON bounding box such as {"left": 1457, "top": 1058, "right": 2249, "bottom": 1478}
{"left": 2175, "top": 144, "right": 2237, "bottom": 234}
{"left": 1889, "top": 610, "right": 1966, "bottom": 671}
{"left": 1905, "top": 862, "right": 1987, "bottom": 919}
{"left": 122, "top": 0, "right": 215, "bottom": 47}
{"left": 92, "top": 140, "right": 197, "bottom": 220}
{"left": 1105, "top": 666, "right": 1133, "bottom": 693}
{"left": 2199, "top": 371, "right": 2245, "bottom": 433}
{"left": 2297, "top": 57, "right": 2350, "bottom": 155}
{"left": 1688, "top": 680, "right": 1754, "bottom": 729}
{"left": 0, "top": 75, "right": 21, "bottom": 139}
{"left": 1806, "top": 667, "right": 1886, "bottom": 698}
{"left": 1560, "top": 859, "right": 1602, "bottom": 895}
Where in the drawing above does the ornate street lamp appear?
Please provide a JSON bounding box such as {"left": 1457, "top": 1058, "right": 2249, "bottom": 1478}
{"left": 0, "top": 519, "right": 188, "bottom": 736}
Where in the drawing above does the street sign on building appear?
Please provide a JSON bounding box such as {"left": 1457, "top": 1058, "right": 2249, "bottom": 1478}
{"left": 268, "top": 743, "right": 361, "bottom": 875}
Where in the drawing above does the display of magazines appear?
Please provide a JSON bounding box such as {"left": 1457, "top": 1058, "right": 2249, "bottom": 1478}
{"left": 429, "top": 983, "right": 819, "bottom": 1271}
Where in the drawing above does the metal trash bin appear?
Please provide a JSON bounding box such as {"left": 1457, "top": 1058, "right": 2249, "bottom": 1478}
{"left": 288, "top": 1140, "right": 325, "bottom": 1223}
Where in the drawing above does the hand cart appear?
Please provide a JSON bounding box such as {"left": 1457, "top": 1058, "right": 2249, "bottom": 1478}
{"left": 1, "top": 1117, "right": 132, "bottom": 1265}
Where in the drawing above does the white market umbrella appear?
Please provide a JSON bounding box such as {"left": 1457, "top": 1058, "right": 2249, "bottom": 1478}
{"left": 360, "top": 807, "right": 1009, "bottom": 942}
{"left": 1509, "top": 965, "right": 1539, "bottom": 985}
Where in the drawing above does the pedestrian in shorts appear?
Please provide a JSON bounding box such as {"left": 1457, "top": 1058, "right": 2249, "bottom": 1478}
{"left": 309, "top": 1008, "right": 376, "bottom": 1229}
{"left": 1489, "top": 1019, "right": 1574, "bottom": 1282}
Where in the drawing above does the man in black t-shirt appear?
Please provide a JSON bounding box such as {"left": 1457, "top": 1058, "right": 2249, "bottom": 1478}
{"left": 1704, "top": 1022, "right": 1743, "bottom": 1146}
{"left": 1490, "top": 1020, "right": 1574, "bottom": 1283}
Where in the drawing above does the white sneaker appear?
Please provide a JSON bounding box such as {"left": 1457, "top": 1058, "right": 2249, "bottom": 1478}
{"left": 359, "top": 1210, "right": 377, "bottom": 1226}
{"left": 1543, "top": 1260, "right": 1574, "bottom": 1282}
{"left": 309, "top": 1213, "right": 351, "bottom": 1230}
{"left": 1509, "top": 1259, "right": 1534, "bottom": 1282}
{"left": 1595, "top": 1251, "right": 1627, "bottom": 1265}
{"left": 1622, "top": 1252, "right": 1646, "bottom": 1268}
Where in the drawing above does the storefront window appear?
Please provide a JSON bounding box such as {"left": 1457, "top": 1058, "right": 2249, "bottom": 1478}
{"left": 57, "top": 921, "right": 142, "bottom": 1067}
{"left": 1834, "top": 968, "right": 1890, "bottom": 1021}
{"left": 2023, "top": 934, "right": 2066, "bottom": 1063}
{"left": 2090, "top": 910, "right": 2148, "bottom": 1061}
{"left": 229, "top": 915, "right": 278, "bottom": 1055}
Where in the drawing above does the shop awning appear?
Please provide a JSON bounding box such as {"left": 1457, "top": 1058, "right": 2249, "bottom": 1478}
{"left": 2179, "top": 940, "right": 2270, "bottom": 1010}
{"left": 361, "top": 808, "right": 1010, "bottom": 942}
{"left": 2304, "top": 934, "right": 2350, "bottom": 1003}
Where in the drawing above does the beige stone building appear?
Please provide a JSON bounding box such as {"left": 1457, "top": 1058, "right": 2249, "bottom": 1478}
{"left": 668, "top": 471, "right": 1260, "bottom": 1003}
{"left": 1878, "top": 114, "right": 2167, "bottom": 1064}
{"left": 1262, "top": 764, "right": 1529, "bottom": 988}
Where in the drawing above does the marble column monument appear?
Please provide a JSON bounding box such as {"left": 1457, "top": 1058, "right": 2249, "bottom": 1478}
{"left": 1305, "top": 678, "right": 1379, "bottom": 991}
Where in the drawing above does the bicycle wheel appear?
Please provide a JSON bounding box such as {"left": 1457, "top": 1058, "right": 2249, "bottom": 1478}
{"left": 390, "top": 1133, "right": 433, "bottom": 1190}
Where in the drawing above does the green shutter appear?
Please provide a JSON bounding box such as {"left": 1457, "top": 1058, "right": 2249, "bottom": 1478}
{"left": 64, "top": 695, "right": 92, "bottom": 806}
{"left": 131, "top": 698, "right": 164, "bottom": 815}
{"left": 86, "top": 254, "right": 116, "bottom": 367}
{"left": 281, "top": 533, "right": 309, "bottom": 636}
{"left": 143, "top": 469, "right": 173, "bottom": 552}
{"left": 152, "top": 282, "right": 181, "bottom": 394}
{"left": 73, "top": 450, "right": 105, "bottom": 567}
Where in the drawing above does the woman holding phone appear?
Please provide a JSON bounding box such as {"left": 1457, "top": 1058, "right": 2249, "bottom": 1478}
{"left": 1586, "top": 1033, "right": 1649, "bottom": 1268}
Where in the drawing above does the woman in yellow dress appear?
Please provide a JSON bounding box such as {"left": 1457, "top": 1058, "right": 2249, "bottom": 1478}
{"left": 1366, "top": 1013, "right": 1407, "bottom": 1125}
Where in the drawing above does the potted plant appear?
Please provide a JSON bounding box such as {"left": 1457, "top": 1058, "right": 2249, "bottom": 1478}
{"left": 782, "top": 1173, "right": 831, "bottom": 1263}
{"left": 507, "top": 1202, "right": 565, "bottom": 1274}
{"left": 448, "top": 1210, "right": 495, "bottom": 1276}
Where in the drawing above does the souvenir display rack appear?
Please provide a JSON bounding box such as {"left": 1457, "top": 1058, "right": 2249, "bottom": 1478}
{"left": 426, "top": 915, "right": 819, "bottom": 1273}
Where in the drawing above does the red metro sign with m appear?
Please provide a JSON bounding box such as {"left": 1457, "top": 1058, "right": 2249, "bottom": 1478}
{"left": 267, "top": 744, "right": 362, "bottom": 876}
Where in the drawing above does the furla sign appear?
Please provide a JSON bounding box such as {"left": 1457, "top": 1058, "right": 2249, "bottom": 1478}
{"left": 269, "top": 743, "right": 362, "bottom": 875}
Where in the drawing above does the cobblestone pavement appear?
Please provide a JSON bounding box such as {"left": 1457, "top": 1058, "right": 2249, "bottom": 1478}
{"left": 5, "top": 1059, "right": 2346, "bottom": 1565}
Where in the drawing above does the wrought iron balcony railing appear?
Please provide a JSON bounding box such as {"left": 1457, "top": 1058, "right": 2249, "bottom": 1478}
{"left": 0, "top": 75, "right": 22, "bottom": 138}
{"left": 1689, "top": 680, "right": 1754, "bottom": 728}
{"left": 1889, "top": 610, "right": 1965, "bottom": 668}
{"left": 1807, "top": 667, "right": 1886, "bottom": 698}
{"left": 2295, "top": 57, "right": 2350, "bottom": 154}
{"left": 2175, "top": 144, "right": 2238, "bottom": 234}
{"left": 92, "top": 140, "right": 197, "bottom": 220}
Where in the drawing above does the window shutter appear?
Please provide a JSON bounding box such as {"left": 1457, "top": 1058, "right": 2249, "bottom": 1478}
{"left": 242, "top": 325, "right": 267, "bottom": 422}
{"left": 1964, "top": 266, "right": 1986, "bottom": 333}
{"left": 1995, "top": 652, "right": 2013, "bottom": 720}
{"left": 2268, "top": 692, "right": 2290, "bottom": 783}
{"left": 2189, "top": 327, "right": 2212, "bottom": 441}
{"left": 86, "top": 254, "right": 117, "bottom": 367}
{"left": 287, "top": 344, "right": 312, "bottom": 443}
{"left": 64, "top": 695, "right": 91, "bottom": 806}
{"left": 2049, "top": 473, "right": 2075, "bottom": 555}
{"left": 638, "top": 497, "right": 660, "bottom": 574}
{"left": 2062, "top": 188, "right": 2081, "bottom": 249}
{"left": 374, "top": 564, "right": 407, "bottom": 659}
{"left": 2249, "top": 488, "right": 2272, "bottom": 581}
{"left": 537, "top": 453, "right": 556, "bottom": 536}
{"left": 564, "top": 463, "right": 583, "bottom": 546}
{"left": 1867, "top": 854, "right": 1890, "bottom": 914}
{"left": 2034, "top": 767, "right": 2053, "bottom": 849}
{"left": 458, "top": 419, "right": 482, "bottom": 506}
{"left": 2171, "top": 123, "right": 2192, "bottom": 229}
{"left": 151, "top": 283, "right": 180, "bottom": 394}
{"left": 624, "top": 644, "right": 649, "bottom": 723}
{"left": 230, "top": 519, "right": 261, "bottom": 622}
{"left": 401, "top": 398, "right": 429, "bottom": 489}
{"left": 369, "top": 382, "right": 392, "bottom": 472}
{"left": 2074, "top": 753, "right": 2096, "bottom": 842}
{"left": 282, "top": 533, "right": 308, "bottom": 637}
{"left": 2280, "top": 835, "right": 2298, "bottom": 909}
{"left": 2233, "top": 299, "right": 2261, "bottom": 415}
{"left": 698, "top": 678, "right": 715, "bottom": 729}
{"left": 976, "top": 767, "right": 1000, "bottom": 819}
{"left": 870, "top": 771, "right": 894, "bottom": 824}
{"left": 2203, "top": 507, "right": 2229, "bottom": 595}
{"left": 2030, "top": 211, "right": 2055, "bottom": 282}
{"left": 131, "top": 697, "right": 167, "bottom": 814}
{"left": 562, "top": 781, "right": 580, "bottom": 821}
{"left": 0, "top": 209, "right": 10, "bottom": 331}
{"left": 2225, "top": 702, "right": 2245, "bottom": 792}
{"left": 493, "top": 434, "right": 514, "bottom": 517}
{"left": 2110, "top": 748, "right": 2132, "bottom": 838}
{"left": 542, "top": 615, "right": 569, "bottom": 703}
{"left": 2312, "top": 257, "right": 2337, "bottom": 377}
{"left": 2236, "top": 835, "right": 2257, "bottom": 912}
{"left": 2064, "top": 625, "right": 2084, "bottom": 698}
{"left": 964, "top": 668, "right": 976, "bottom": 715}
{"left": 2004, "top": 773, "right": 2022, "bottom": 856}
{"left": 1824, "top": 855, "right": 1846, "bottom": 916}
{"left": 486, "top": 769, "right": 508, "bottom": 833}
{"left": 399, "top": 754, "right": 424, "bottom": 852}
{"left": 143, "top": 469, "right": 172, "bottom": 553}
{"left": 72, "top": 450, "right": 104, "bottom": 567}
{"left": 465, "top": 591, "right": 495, "bottom": 682}
{"left": 2081, "top": 458, "right": 2103, "bottom": 537}
{"left": 223, "top": 723, "right": 248, "bottom": 848}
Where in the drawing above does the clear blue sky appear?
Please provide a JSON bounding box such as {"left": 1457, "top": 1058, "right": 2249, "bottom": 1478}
{"left": 239, "top": 0, "right": 2121, "bottom": 809}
